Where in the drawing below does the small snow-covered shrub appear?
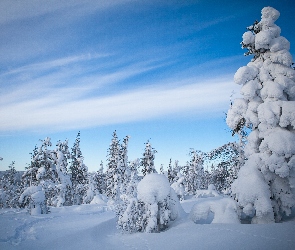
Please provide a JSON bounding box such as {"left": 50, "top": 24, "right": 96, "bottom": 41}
{"left": 117, "top": 173, "right": 181, "bottom": 233}
{"left": 19, "top": 186, "right": 49, "bottom": 215}
{"left": 190, "top": 197, "right": 240, "bottom": 224}
{"left": 137, "top": 173, "right": 180, "bottom": 232}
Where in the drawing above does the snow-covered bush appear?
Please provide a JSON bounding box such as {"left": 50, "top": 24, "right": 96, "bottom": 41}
{"left": 137, "top": 173, "right": 180, "bottom": 233}
{"left": 190, "top": 196, "right": 240, "bottom": 224}
{"left": 227, "top": 7, "right": 295, "bottom": 223}
{"left": 19, "top": 185, "right": 48, "bottom": 215}
{"left": 117, "top": 173, "right": 181, "bottom": 233}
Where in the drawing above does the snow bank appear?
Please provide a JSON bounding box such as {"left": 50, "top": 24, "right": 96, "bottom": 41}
{"left": 190, "top": 196, "right": 240, "bottom": 224}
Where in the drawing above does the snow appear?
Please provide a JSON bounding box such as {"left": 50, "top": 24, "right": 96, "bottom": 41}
{"left": 190, "top": 196, "right": 240, "bottom": 224}
{"left": 259, "top": 127, "right": 295, "bottom": 157}
{"left": 137, "top": 173, "right": 171, "bottom": 204}
{"left": 0, "top": 198, "right": 294, "bottom": 250}
{"left": 234, "top": 66, "right": 258, "bottom": 85}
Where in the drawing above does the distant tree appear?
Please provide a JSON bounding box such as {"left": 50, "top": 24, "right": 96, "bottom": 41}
{"left": 93, "top": 161, "right": 106, "bottom": 195}
{"left": 119, "top": 136, "right": 131, "bottom": 195}
{"left": 160, "top": 164, "right": 164, "bottom": 175}
{"left": 0, "top": 161, "right": 22, "bottom": 208}
{"left": 140, "top": 140, "right": 157, "bottom": 176}
{"left": 183, "top": 149, "right": 205, "bottom": 194}
{"left": 167, "top": 158, "right": 175, "bottom": 184}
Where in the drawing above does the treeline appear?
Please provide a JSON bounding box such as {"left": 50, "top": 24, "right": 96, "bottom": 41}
{"left": 0, "top": 130, "right": 242, "bottom": 212}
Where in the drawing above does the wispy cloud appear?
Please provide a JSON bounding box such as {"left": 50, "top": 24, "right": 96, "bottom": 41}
{"left": 0, "top": 0, "right": 134, "bottom": 25}
{"left": 0, "top": 70, "right": 238, "bottom": 133}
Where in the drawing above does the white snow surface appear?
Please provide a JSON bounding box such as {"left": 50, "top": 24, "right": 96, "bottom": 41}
{"left": 0, "top": 198, "right": 294, "bottom": 250}
{"left": 190, "top": 196, "right": 240, "bottom": 224}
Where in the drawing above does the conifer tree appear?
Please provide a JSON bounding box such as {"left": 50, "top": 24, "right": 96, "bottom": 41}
{"left": 70, "top": 132, "right": 88, "bottom": 205}
{"left": 52, "top": 140, "right": 72, "bottom": 207}
{"left": 93, "top": 161, "right": 106, "bottom": 195}
{"left": 140, "top": 140, "right": 157, "bottom": 176}
{"left": 105, "top": 131, "right": 121, "bottom": 202}
{"left": 0, "top": 161, "right": 22, "bottom": 208}
{"left": 227, "top": 7, "right": 295, "bottom": 223}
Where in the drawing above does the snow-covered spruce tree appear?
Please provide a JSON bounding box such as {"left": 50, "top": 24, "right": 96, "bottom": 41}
{"left": 183, "top": 149, "right": 205, "bottom": 194}
{"left": 227, "top": 7, "right": 295, "bottom": 223}
{"left": 119, "top": 136, "right": 131, "bottom": 195}
{"left": 70, "top": 132, "right": 88, "bottom": 205}
{"left": 206, "top": 142, "right": 240, "bottom": 193}
{"left": 52, "top": 140, "right": 72, "bottom": 207}
{"left": 116, "top": 170, "right": 140, "bottom": 233}
{"left": 140, "top": 140, "right": 157, "bottom": 176}
{"left": 93, "top": 161, "right": 106, "bottom": 195}
{"left": 167, "top": 158, "right": 176, "bottom": 184}
{"left": 105, "top": 131, "right": 121, "bottom": 202}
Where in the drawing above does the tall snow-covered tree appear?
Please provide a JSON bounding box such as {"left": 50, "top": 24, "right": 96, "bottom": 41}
{"left": 70, "top": 132, "right": 88, "bottom": 205}
{"left": 105, "top": 131, "right": 121, "bottom": 202}
{"left": 52, "top": 140, "right": 72, "bottom": 207}
{"left": 140, "top": 140, "right": 157, "bottom": 176}
{"left": 227, "top": 7, "right": 295, "bottom": 223}
{"left": 119, "top": 136, "right": 131, "bottom": 195}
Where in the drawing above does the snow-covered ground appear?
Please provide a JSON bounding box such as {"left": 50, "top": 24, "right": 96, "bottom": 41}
{"left": 0, "top": 198, "right": 294, "bottom": 250}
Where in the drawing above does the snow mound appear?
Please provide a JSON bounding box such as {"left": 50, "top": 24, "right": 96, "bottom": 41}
{"left": 190, "top": 197, "right": 240, "bottom": 224}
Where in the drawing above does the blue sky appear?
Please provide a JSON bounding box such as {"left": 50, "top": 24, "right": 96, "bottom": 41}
{"left": 0, "top": 0, "right": 294, "bottom": 172}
